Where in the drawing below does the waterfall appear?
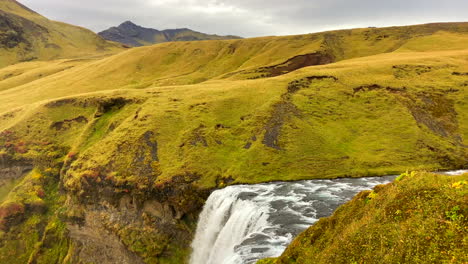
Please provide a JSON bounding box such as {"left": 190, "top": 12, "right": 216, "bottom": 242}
{"left": 190, "top": 170, "right": 467, "bottom": 264}
{"left": 190, "top": 186, "right": 271, "bottom": 264}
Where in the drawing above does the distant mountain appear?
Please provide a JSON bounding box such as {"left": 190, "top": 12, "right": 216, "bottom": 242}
{"left": 98, "top": 21, "right": 242, "bottom": 47}
{"left": 0, "top": 0, "right": 122, "bottom": 68}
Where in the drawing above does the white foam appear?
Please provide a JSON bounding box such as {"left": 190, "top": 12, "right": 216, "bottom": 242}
{"left": 441, "top": 170, "right": 468, "bottom": 176}
{"left": 190, "top": 170, "right": 463, "bottom": 264}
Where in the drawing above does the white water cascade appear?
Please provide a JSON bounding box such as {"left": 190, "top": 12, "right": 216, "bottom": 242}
{"left": 190, "top": 170, "right": 467, "bottom": 264}
{"left": 190, "top": 176, "right": 397, "bottom": 264}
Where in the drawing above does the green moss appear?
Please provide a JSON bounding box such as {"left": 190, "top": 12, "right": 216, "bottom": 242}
{"left": 31, "top": 217, "right": 71, "bottom": 264}
{"left": 0, "top": 166, "right": 71, "bottom": 264}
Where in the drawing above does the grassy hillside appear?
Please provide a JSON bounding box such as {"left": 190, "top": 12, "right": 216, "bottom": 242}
{"left": 0, "top": 12, "right": 467, "bottom": 263}
{"left": 0, "top": 0, "right": 123, "bottom": 68}
{"left": 0, "top": 23, "right": 467, "bottom": 114}
{"left": 1, "top": 44, "right": 467, "bottom": 188}
{"left": 259, "top": 171, "right": 468, "bottom": 264}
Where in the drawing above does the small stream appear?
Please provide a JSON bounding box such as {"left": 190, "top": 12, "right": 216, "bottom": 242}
{"left": 190, "top": 170, "right": 467, "bottom": 264}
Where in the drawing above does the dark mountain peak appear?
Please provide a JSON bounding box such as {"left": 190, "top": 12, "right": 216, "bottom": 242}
{"left": 117, "top": 21, "right": 149, "bottom": 32}
{"left": 98, "top": 21, "right": 242, "bottom": 47}
{"left": 120, "top": 20, "right": 137, "bottom": 27}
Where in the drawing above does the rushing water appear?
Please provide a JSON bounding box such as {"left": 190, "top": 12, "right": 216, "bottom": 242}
{"left": 190, "top": 170, "right": 467, "bottom": 264}
{"left": 440, "top": 169, "right": 468, "bottom": 175}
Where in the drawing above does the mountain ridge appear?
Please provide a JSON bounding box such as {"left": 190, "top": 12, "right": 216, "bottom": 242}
{"left": 98, "top": 20, "right": 242, "bottom": 47}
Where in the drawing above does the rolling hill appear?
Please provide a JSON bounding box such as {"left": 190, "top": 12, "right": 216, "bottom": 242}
{"left": 0, "top": 0, "right": 123, "bottom": 68}
{"left": 98, "top": 21, "right": 241, "bottom": 47}
{"left": 0, "top": 1, "right": 467, "bottom": 263}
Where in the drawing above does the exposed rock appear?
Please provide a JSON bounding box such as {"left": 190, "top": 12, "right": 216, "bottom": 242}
{"left": 0, "top": 157, "right": 32, "bottom": 187}
{"left": 50, "top": 116, "right": 88, "bottom": 131}
{"left": 98, "top": 21, "right": 241, "bottom": 47}
{"left": 262, "top": 76, "right": 338, "bottom": 150}
{"left": 225, "top": 53, "right": 335, "bottom": 79}
{"left": 253, "top": 52, "right": 335, "bottom": 78}
{"left": 452, "top": 71, "right": 468, "bottom": 76}
{"left": 62, "top": 170, "right": 209, "bottom": 263}
{"left": 353, "top": 84, "right": 407, "bottom": 94}
{"left": 142, "top": 199, "right": 175, "bottom": 222}
{"left": 0, "top": 10, "right": 31, "bottom": 49}
{"left": 94, "top": 97, "right": 133, "bottom": 117}
{"left": 405, "top": 93, "right": 460, "bottom": 140}
{"left": 352, "top": 84, "right": 461, "bottom": 142}
{"left": 67, "top": 211, "right": 145, "bottom": 264}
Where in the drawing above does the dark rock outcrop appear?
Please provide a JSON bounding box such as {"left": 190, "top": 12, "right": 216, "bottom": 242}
{"left": 0, "top": 157, "right": 32, "bottom": 187}
{"left": 98, "top": 21, "right": 241, "bottom": 47}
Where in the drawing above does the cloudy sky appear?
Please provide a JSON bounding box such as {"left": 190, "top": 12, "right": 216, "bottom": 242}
{"left": 21, "top": 0, "right": 468, "bottom": 37}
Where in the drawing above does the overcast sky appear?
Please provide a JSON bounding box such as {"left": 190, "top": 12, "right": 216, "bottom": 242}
{"left": 20, "top": 0, "right": 468, "bottom": 37}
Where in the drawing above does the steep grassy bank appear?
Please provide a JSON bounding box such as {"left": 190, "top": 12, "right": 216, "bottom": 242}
{"left": 0, "top": 145, "right": 72, "bottom": 263}
{"left": 259, "top": 171, "right": 468, "bottom": 264}
{"left": 0, "top": 0, "right": 123, "bottom": 68}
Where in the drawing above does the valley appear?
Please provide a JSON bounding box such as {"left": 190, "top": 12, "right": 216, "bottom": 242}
{"left": 0, "top": 0, "right": 467, "bottom": 263}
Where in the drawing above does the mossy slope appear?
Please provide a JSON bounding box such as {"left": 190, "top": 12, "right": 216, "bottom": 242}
{"left": 259, "top": 172, "right": 468, "bottom": 264}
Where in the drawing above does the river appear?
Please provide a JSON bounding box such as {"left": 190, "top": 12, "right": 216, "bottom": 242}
{"left": 190, "top": 170, "right": 467, "bottom": 264}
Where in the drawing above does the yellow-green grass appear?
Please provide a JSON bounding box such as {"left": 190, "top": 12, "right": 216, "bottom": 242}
{"left": 0, "top": 0, "right": 123, "bottom": 68}
{"left": 260, "top": 171, "right": 468, "bottom": 264}
{"left": 0, "top": 45, "right": 465, "bottom": 191}
{"left": 0, "top": 17, "right": 467, "bottom": 264}
{"left": 1, "top": 23, "right": 468, "bottom": 114}
{"left": 0, "top": 177, "right": 20, "bottom": 202}
{"left": 0, "top": 169, "right": 70, "bottom": 264}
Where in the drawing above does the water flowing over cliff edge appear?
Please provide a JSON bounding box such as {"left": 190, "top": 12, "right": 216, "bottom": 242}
{"left": 190, "top": 176, "right": 397, "bottom": 264}
{"left": 190, "top": 170, "right": 467, "bottom": 264}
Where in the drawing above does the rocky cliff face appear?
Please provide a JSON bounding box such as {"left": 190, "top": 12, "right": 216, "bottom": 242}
{"left": 0, "top": 126, "right": 211, "bottom": 263}
{"left": 63, "top": 171, "right": 210, "bottom": 264}
{"left": 98, "top": 21, "right": 241, "bottom": 47}
{"left": 0, "top": 156, "right": 32, "bottom": 186}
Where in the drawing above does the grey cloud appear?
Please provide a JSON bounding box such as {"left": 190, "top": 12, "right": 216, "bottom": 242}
{"left": 20, "top": 0, "right": 468, "bottom": 37}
